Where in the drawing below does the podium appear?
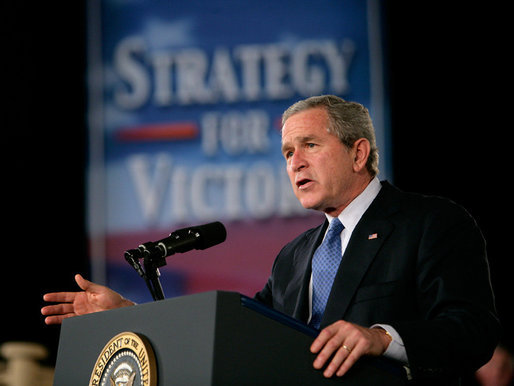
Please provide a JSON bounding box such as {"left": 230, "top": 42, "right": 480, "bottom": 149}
{"left": 53, "top": 291, "right": 407, "bottom": 385}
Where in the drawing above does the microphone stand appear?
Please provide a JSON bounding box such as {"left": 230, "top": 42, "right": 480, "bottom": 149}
{"left": 142, "top": 253, "right": 165, "bottom": 301}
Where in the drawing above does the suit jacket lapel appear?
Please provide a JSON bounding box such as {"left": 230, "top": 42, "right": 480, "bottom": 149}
{"left": 289, "top": 220, "right": 328, "bottom": 322}
{"left": 321, "top": 181, "right": 398, "bottom": 327}
{"left": 321, "top": 219, "right": 394, "bottom": 327}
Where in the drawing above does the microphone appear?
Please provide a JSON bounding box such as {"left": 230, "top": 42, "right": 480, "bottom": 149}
{"left": 124, "top": 221, "right": 226, "bottom": 301}
{"left": 125, "top": 221, "right": 227, "bottom": 262}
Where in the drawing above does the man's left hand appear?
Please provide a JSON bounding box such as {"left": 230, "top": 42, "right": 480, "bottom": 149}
{"left": 310, "top": 320, "right": 391, "bottom": 378}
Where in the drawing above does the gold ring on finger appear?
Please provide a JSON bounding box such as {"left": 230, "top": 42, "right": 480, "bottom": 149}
{"left": 342, "top": 344, "right": 352, "bottom": 353}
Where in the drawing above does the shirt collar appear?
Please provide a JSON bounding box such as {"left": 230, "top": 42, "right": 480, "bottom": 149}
{"left": 325, "top": 177, "right": 381, "bottom": 232}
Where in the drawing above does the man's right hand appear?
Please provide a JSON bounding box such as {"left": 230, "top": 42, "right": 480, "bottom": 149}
{"left": 41, "top": 274, "right": 135, "bottom": 325}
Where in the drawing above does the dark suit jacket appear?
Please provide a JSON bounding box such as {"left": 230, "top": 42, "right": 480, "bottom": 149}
{"left": 255, "top": 181, "right": 499, "bottom": 383}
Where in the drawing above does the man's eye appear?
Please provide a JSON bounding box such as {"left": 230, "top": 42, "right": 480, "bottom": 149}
{"left": 307, "top": 143, "right": 316, "bottom": 148}
{"left": 285, "top": 151, "right": 293, "bottom": 158}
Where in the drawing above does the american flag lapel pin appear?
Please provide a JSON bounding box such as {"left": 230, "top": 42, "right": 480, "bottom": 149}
{"left": 368, "top": 233, "right": 378, "bottom": 240}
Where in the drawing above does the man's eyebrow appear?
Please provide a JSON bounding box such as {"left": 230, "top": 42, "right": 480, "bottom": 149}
{"left": 281, "top": 135, "right": 317, "bottom": 148}
{"left": 300, "top": 135, "right": 318, "bottom": 142}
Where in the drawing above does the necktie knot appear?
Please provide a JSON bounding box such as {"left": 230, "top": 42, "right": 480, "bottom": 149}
{"left": 327, "top": 217, "right": 344, "bottom": 236}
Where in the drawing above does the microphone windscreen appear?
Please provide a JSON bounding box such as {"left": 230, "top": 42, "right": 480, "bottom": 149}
{"left": 194, "top": 221, "right": 227, "bottom": 250}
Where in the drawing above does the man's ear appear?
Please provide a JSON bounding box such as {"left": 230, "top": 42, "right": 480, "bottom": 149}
{"left": 352, "top": 138, "right": 370, "bottom": 173}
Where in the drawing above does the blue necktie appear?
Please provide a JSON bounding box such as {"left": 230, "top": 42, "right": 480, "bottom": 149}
{"left": 310, "top": 218, "right": 344, "bottom": 329}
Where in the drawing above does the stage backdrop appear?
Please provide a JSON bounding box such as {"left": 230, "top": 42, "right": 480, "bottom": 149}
{"left": 86, "top": 0, "right": 391, "bottom": 304}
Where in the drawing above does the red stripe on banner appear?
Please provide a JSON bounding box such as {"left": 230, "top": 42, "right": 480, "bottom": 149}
{"left": 116, "top": 122, "right": 199, "bottom": 141}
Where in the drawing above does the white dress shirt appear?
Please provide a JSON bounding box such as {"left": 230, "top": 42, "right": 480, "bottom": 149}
{"left": 308, "top": 177, "right": 408, "bottom": 364}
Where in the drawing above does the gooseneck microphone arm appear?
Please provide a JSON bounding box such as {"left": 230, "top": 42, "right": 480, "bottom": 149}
{"left": 124, "top": 248, "right": 161, "bottom": 301}
{"left": 124, "top": 221, "right": 227, "bottom": 301}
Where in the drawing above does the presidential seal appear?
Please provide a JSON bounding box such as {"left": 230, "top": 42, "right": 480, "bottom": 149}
{"left": 89, "top": 332, "right": 157, "bottom": 386}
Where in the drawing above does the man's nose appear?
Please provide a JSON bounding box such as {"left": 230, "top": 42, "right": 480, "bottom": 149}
{"left": 289, "top": 150, "right": 307, "bottom": 172}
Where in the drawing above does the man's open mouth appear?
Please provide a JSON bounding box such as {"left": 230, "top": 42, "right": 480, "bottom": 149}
{"left": 296, "top": 178, "right": 312, "bottom": 189}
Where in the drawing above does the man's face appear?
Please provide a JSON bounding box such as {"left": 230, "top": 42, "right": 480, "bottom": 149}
{"left": 281, "top": 107, "right": 361, "bottom": 216}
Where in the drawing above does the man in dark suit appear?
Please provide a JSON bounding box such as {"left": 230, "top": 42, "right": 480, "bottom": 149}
{"left": 42, "top": 95, "right": 499, "bottom": 384}
{"left": 255, "top": 95, "right": 499, "bottom": 383}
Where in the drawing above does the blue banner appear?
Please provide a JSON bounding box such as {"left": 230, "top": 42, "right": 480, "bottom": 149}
{"left": 87, "top": 0, "right": 390, "bottom": 304}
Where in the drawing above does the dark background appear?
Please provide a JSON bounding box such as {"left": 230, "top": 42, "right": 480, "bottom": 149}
{"left": 2, "top": 1, "right": 511, "bottom": 370}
